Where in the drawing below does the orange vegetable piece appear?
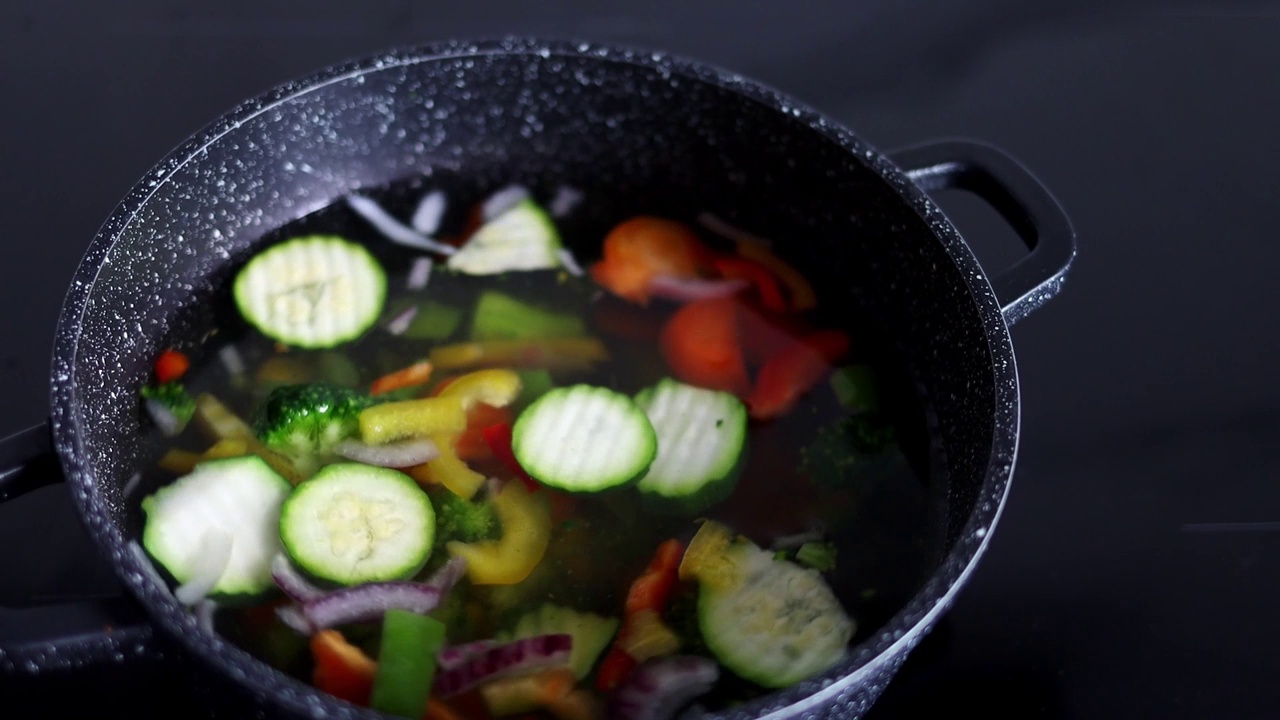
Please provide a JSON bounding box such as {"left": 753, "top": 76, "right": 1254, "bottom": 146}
{"left": 311, "top": 630, "right": 376, "bottom": 707}
{"left": 659, "top": 297, "right": 750, "bottom": 396}
{"left": 747, "top": 329, "right": 850, "bottom": 420}
{"left": 154, "top": 349, "right": 190, "bottom": 384}
{"left": 371, "top": 360, "right": 434, "bottom": 396}
{"left": 589, "top": 217, "right": 711, "bottom": 303}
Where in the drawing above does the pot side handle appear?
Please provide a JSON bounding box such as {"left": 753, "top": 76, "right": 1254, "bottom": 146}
{"left": 888, "top": 139, "right": 1077, "bottom": 325}
{"left": 0, "top": 419, "right": 167, "bottom": 678}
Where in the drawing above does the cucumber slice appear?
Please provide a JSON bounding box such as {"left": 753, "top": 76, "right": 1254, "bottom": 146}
{"left": 141, "top": 455, "right": 292, "bottom": 598}
{"left": 445, "top": 199, "right": 563, "bottom": 275}
{"left": 511, "top": 384, "right": 657, "bottom": 493}
{"left": 698, "top": 540, "right": 854, "bottom": 688}
{"left": 233, "top": 235, "right": 387, "bottom": 349}
{"left": 506, "top": 603, "right": 620, "bottom": 680}
{"left": 634, "top": 378, "right": 747, "bottom": 512}
{"left": 279, "top": 463, "right": 435, "bottom": 586}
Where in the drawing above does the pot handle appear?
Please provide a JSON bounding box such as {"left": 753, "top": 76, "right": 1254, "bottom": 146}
{"left": 0, "top": 420, "right": 167, "bottom": 676}
{"left": 888, "top": 139, "right": 1077, "bottom": 325}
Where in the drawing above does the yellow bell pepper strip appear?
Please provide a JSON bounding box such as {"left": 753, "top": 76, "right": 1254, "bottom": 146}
{"left": 733, "top": 238, "right": 817, "bottom": 311}
{"left": 190, "top": 394, "right": 303, "bottom": 483}
{"left": 476, "top": 667, "right": 580, "bottom": 718}
{"left": 358, "top": 396, "right": 467, "bottom": 445}
{"left": 428, "top": 338, "right": 609, "bottom": 373}
{"left": 311, "top": 630, "right": 377, "bottom": 708}
{"left": 447, "top": 481, "right": 551, "bottom": 585}
{"left": 616, "top": 609, "right": 680, "bottom": 661}
{"left": 406, "top": 433, "right": 487, "bottom": 500}
{"left": 157, "top": 448, "right": 202, "bottom": 475}
{"left": 436, "top": 368, "right": 523, "bottom": 411}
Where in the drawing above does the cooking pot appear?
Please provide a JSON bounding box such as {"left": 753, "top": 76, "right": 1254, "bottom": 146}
{"left": 0, "top": 38, "right": 1074, "bottom": 719}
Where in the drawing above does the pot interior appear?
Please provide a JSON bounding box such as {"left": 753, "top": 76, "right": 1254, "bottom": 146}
{"left": 57, "top": 40, "right": 1005, "bottom": 717}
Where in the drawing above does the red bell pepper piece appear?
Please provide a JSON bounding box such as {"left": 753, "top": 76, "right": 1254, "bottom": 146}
{"left": 659, "top": 297, "right": 750, "bottom": 396}
{"left": 154, "top": 349, "right": 190, "bottom": 384}
{"left": 588, "top": 216, "right": 712, "bottom": 304}
{"left": 311, "top": 630, "right": 377, "bottom": 707}
{"left": 595, "top": 539, "right": 686, "bottom": 692}
{"left": 746, "top": 329, "right": 850, "bottom": 420}
{"left": 711, "top": 255, "right": 788, "bottom": 313}
{"left": 455, "top": 403, "right": 512, "bottom": 461}
{"left": 481, "top": 421, "right": 539, "bottom": 492}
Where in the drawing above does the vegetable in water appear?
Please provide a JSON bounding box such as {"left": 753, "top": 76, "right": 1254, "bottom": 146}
{"left": 794, "top": 541, "right": 838, "bottom": 572}
{"left": 659, "top": 298, "right": 750, "bottom": 396}
{"left": 830, "top": 364, "right": 880, "bottom": 412}
{"left": 142, "top": 455, "right": 291, "bottom": 598}
{"left": 369, "top": 359, "right": 435, "bottom": 397}
{"left": 588, "top": 216, "right": 710, "bottom": 304}
{"left": 434, "top": 633, "right": 573, "bottom": 697}
{"left": 358, "top": 396, "right": 467, "bottom": 445}
{"left": 470, "top": 290, "right": 586, "bottom": 341}
{"left": 503, "top": 603, "right": 620, "bottom": 681}
{"left": 141, "top": 380, "right": 196, "bottom": 437}
{"left": 430, "top": 489, "right": 502, "bottom": 558}
{"left": 746, "top": 329, "right": 850, "bottom": 420}
{"left": 596, "top": 539, "right": 685, "bottom": 692}
{"left": 311, "top": 630, "right": 377, "bottom": 707}
{"left": 447, "top": 480, "right": 552, "bottom": 585}
{"left": 446, "top": 198, "right": 563, "bottom": 275}
{"left": 233, "top": 235, "right": 388, "bottom": 349}
{"left": 153, "top": 349, "right": 191, "bottom": 384}
{"left": 293, "top": 557, "right": 466, "bottom": 631}
{"left": 428, "top": 337, "right": 609, "bottom": 372}
{"left": 253, "top": 382, "right": 372, "bottom": 460}
{"left": 511, "top": 384, "right": 657, "bottom": 494}
{"left": 406, "top": 433, "right": 488, "bottom": 500}
{"left": 278, "top": 463, "right": 435, "bottom": 586}
{"left": 610, "top": 655, "right": 719, "bottom": 720}
{"left": 370, "top": 610, "right": 447, "bottom": 718}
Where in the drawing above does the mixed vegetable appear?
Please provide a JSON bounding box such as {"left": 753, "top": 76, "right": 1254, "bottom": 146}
{"left": 131, "top": 182, "right": 918, "bottom": 719}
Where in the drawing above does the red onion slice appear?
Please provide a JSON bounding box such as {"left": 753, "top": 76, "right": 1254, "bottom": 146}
{"left": 411, "top": 190, "right": 447, "bottom": 235}
{"left": 557, "top": 248, "right": 584, "bottom": 277}
{"left": 174, "top": 528, "right": 234, "bottom": 605}
{"left": 276, "top": 604, "right": 313, "bottom": 635}
{"left": 347, "top": 194, "right": 457, "bottom": 255}
{"left": 385, "top": 305, "right": 419, "bottom": 336}
{"left": 646, "top": 274, "right": 749, "bottom": 302}
{"left": 610, "top": 656, "right": 720, "bottom": 720}
{"left": 271, "top": 553, "right": 323, "bottom": 602}
{"left": 218, "top": 345, "right": 246, "bottom": 377}
{"left": 696, "top": 212, "right": 773, "bottom": 248}
{"left": 333, "top": 438, "right": 439, "bottom": 468}
{"left": 195, "top": 599, "right": 218, "bottom": 634}
{"left": 481, "top": 185, "right": 530, "bottom": 221}
{"left": 299, "top": 557, "right": 467, "bottom": 630}
{"left": 406, "top": 257, "right": 434, "bottom": 291}
{"left": 145, "top": 398, "right": 185, "bottom": 438}
{"left": 437, "top": 639, "right": 501, "bottom": 670}
{"left": 434, "top": 634, "right": 573, "bottom": 698}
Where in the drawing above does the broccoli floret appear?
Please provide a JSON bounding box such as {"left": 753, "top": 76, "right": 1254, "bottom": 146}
{"left": 141, "top": 381, "right": 196, "bottom": 428}
{"left": 432, "top": 490, "right": 502, "bottom": 547}
{"left": 795, "top": 541, "right": 838, "bottom": 572}
{"left": 799, "top": 412, "right": 899, "bottom": 488}
{"left": 252, "top": 382, "right": 371, "bottom": 457}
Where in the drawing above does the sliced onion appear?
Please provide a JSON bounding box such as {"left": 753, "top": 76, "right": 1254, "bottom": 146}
{"left": 557, "top": 248, "right": 584, "bottom": 277}
{"left": 174, "top": 528, "right": 234, "bottom": 605}
{"left": 411, "top": 190, "right": 447, "bottom": 235}
{"left": 300, "top": 557, "right": 466, "bottom": 630}
{"left": 145, "top": 398, "right": 184, "bottom": 438}
{"left": 434, "top": 634, "right": 573, "bottom": 697}
{"left": 271, "top": 553, "right": 323, "bottom": 602}
{"left": 437, "top": 639, "right": 501, "bottom": 671}
{"left": 347, "top": 194, "right": 457, "bottom": 255}
{"left": 646, "top": 275, "right": 749, "bottom": 302}
{"left": 696, "top": 212, "right": 772, "bottom": 248}
{"left": 406, "top": 256, "right": 434, "bottom": 291}
{"left": 276, "top": 604, "right": 313, "bottom": 635}
{"left": 195, "top": 599, "right": 218, "bottom": 634}
{"left": 218, "top": 345, "right": 246, "bottom": 377}
{"left": 334, "top": 437, "right": 439, "bottom": 468}
{"left": 771, "top": 526, "right": 828, "bottom": 551}
{"left": 610, "top": 656, "right": 720, "bottom": 720}
{"left": 481, "top": 185, "right": 530, "bottom": 220}
{"left": 122, "top": 472, "right": 143, "bottom": 498}
{"left": 385, "top": 305, "right": 419, "bottom": 336}
{"left": 549, "top": 186, "right": 583, "bottom": 218}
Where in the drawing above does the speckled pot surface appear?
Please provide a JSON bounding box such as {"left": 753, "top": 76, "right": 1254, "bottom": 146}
{"left": 42, "top": 37, "right": 1072, "bottom": 719}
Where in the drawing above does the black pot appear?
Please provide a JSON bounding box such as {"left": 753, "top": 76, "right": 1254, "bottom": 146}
{"left": 0, "top": 38, "right": 1074, "bottom": 719}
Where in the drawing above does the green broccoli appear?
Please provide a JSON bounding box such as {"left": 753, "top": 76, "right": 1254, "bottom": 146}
{"left": 795, "top": 541, "right": 838, "bottom": 572}
{"left": 252, "top": 382, "right": 372, "bottom": 457}
{"left": 141, "top": 381, "right": 196, "bottom": 432}
{"left": 799, "top": 412, "right": 900, "bottom": 489}
{"left": 421, "top": 489, "right": 502, "bottom": 577}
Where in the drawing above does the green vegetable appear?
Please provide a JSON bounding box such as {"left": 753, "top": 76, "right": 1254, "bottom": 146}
{"left": 141, "top": 455, "right": 292, "bottom": 599}
{"left": 253, "top": 382, "right": 372, "bottom": 459}
{"left": 829, "top": 365, "right": 880, "bottom": 412}
{"left": 470, "top": 290, "right": 585, "bottom": 341}
{"left": 799, "top": 413, "right": 899, "bottom": 488}
{"left": 142, "top": 381, "right": 196, "bottom": 426}
{"left": 279, "top": 464, "right": 435, "bottom": 586}
{"left": 633, "top": 378, "right": 747, "bottom": 513}
{"left": 503, "top": 603, "right": 619, "bottom": 680}
{"left": 515, "top": 369, "right": 555, "bottom": 409}
{"left": 386, "top": 298, "right": 465, "bottom": 341}
{"left": 795, "top": 542, "right": 838, "bottom": 572}
{"left": 445, "top": 199, "right": 563, "bottom": 275}
{"left": 429, "top": 488, "right": 502, "bottom": 562}
{"left": 370, "top": 610, "right": 447, "bottom": 718}
{"left": 233, "top": 235, "right": 387, "bottom": 349}
{"left": 512, "top": 384, "right": 657, "bottom": 493}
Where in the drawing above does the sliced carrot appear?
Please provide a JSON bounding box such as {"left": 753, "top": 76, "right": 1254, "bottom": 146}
{"left": 154, "top": 350, "right": 190, "bottom": 384}
{"left": 311, "top": 630, "right": 376, "bottom": 707}
{"left": 371, "top": 360, "right": 434, "bottom": 396}
{"left": 589, "top": 216, "right": 711, "bottom": 303}
{"left": 659, "top": 297, "right": 749, "bottom": 396}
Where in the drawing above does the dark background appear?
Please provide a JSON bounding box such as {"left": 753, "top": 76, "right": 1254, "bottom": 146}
{"left": 3, "top": 1, "right": 1279, "bottom": 717}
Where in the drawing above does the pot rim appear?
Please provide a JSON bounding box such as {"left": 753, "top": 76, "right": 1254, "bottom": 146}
{"left": 49, "top": 36, "right": 1019, "bottom": 719}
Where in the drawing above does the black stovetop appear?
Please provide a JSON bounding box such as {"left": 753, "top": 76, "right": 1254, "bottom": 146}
{"left": 3, "top": 2, "right": 1279, "bottom": 718}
